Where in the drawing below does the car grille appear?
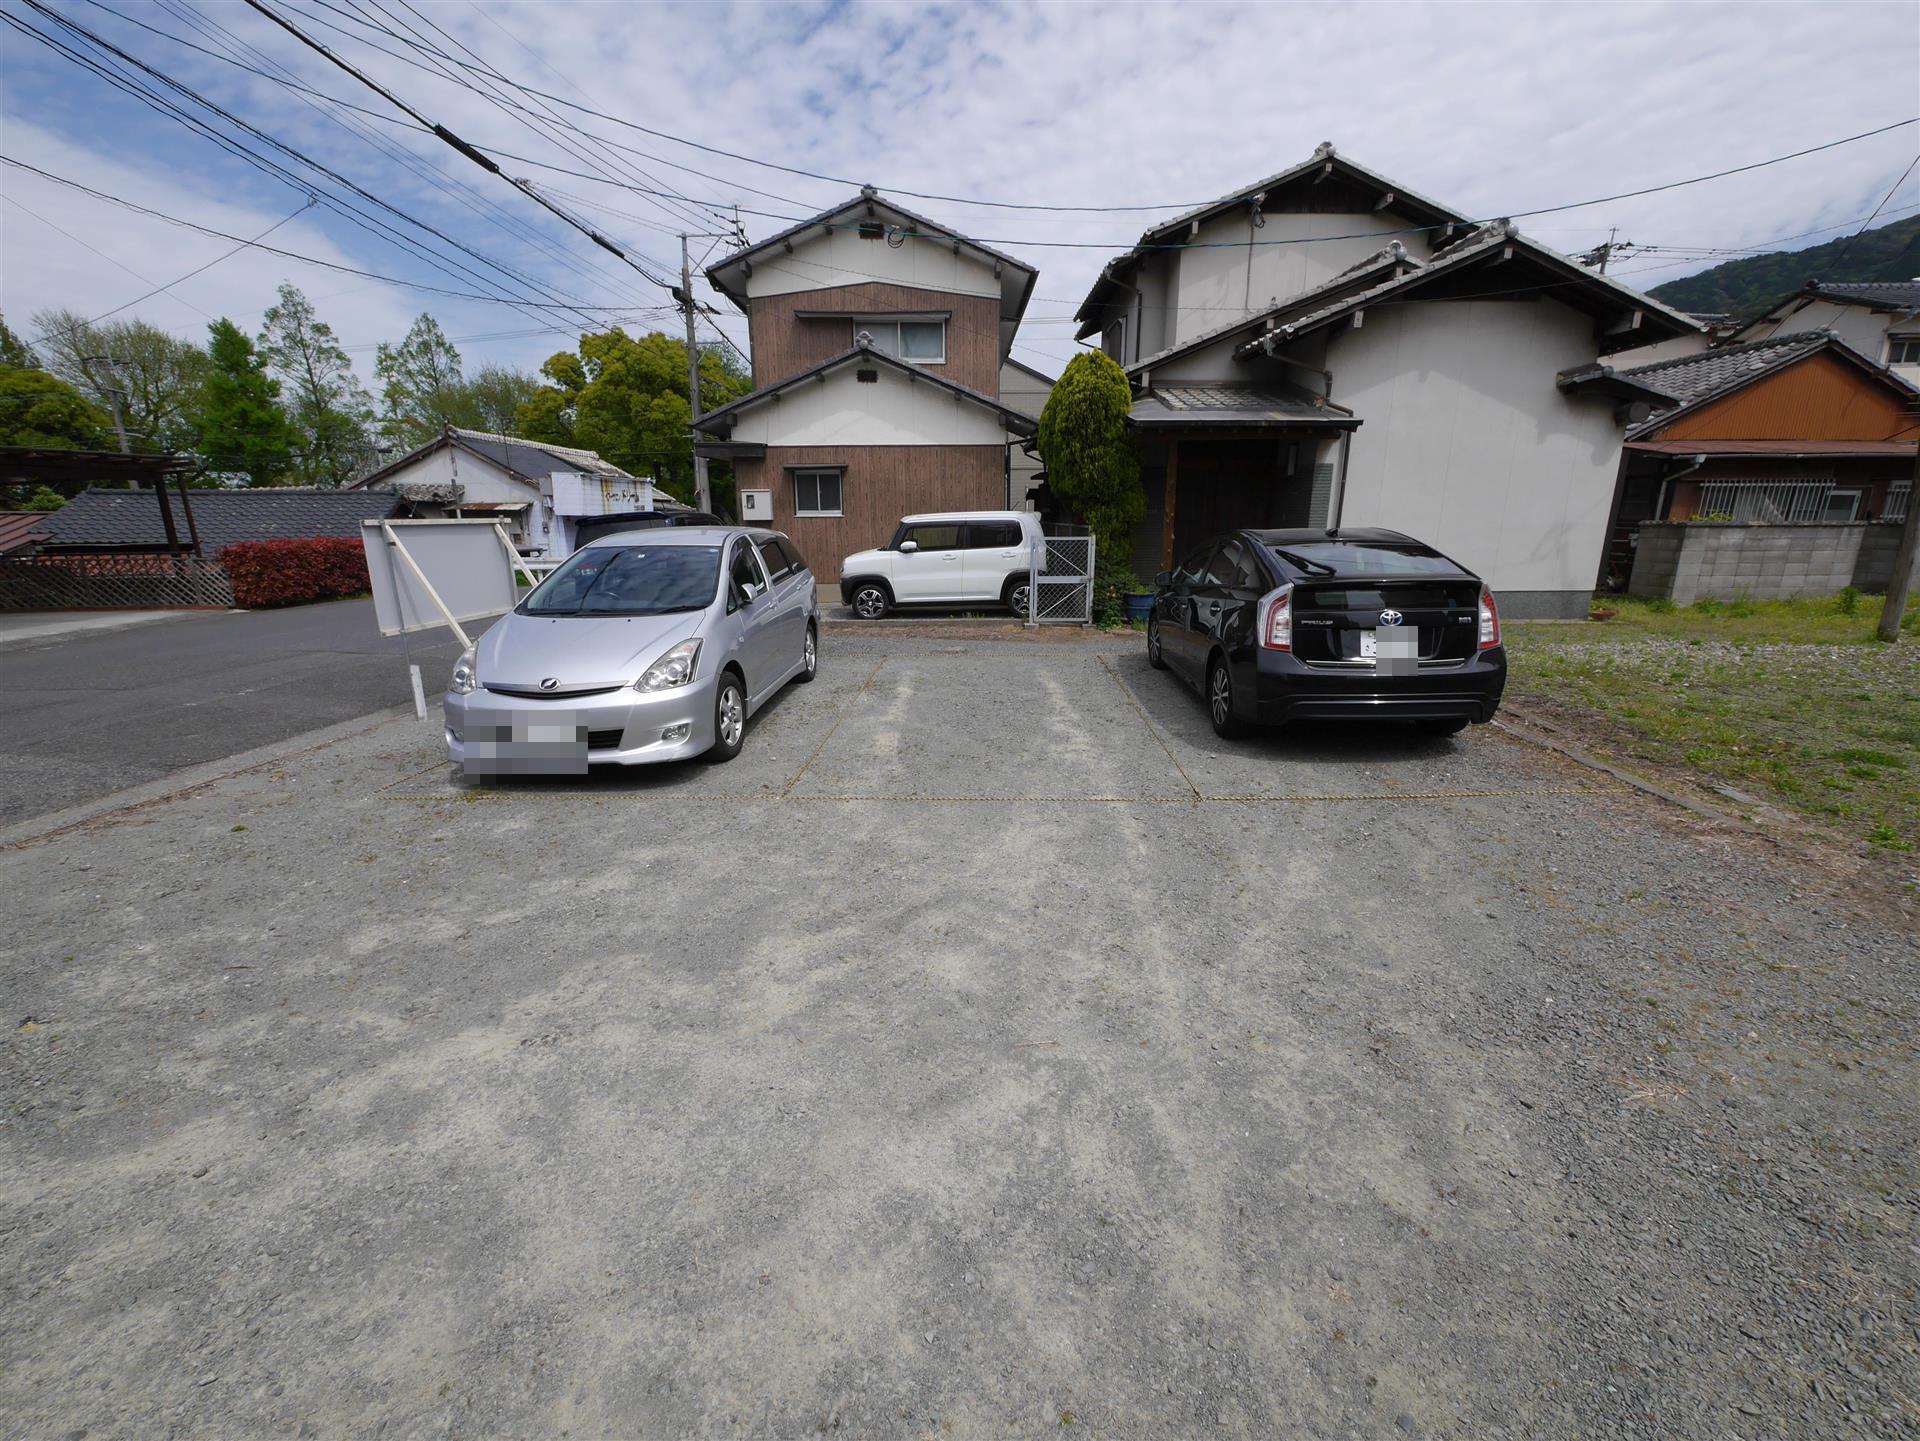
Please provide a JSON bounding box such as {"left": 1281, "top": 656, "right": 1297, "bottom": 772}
{"left": 488, "top": 684, "right": 624, "bottom": 700}
{"left": 586, "top": 728, "right": 625, "bottom": 751}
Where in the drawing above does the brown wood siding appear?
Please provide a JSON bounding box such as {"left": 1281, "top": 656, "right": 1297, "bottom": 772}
{"left": 747, "top": 283, "right": 1002, "bottom": 394}
{"left": 732, "top": 444, "right": 1006, "bottom": 566}
{"left": 1658, "top": 351, "right": 1920, "bottom": 443}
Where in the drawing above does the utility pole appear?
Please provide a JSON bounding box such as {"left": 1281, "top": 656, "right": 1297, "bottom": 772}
{"left": 86, "top": 354, "right": 130, "bottom": 454}
{"left": 1877, "top": 427, "right": 1920, "bottom": 642}
{"left": 1598, "top": 226, "right": 1617, "bottom": 274}
{"left": 678, "top": 234, "right": 711, "bottom": 514}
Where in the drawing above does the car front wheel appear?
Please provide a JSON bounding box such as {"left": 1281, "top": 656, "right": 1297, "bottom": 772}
{"left": 707, "top": 673, "right": 746, "bottom": 762}
{"left": 851, "top": 583, "right": 889, "bottom": 620}
{"left": 1147, "top": 616, "right": 1167, "bottom": 669}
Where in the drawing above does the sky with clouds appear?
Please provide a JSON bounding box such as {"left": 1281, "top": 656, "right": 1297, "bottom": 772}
{"left": 2, "top": 0, "right": 1916, "bottom": 391}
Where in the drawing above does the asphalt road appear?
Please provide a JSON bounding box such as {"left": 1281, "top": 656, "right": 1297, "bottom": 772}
{"left": 3, "top": 630, "right": 1914, "bottom": 1438}
{"left": 0, "top": 600, "right": 470, "bottom": 826}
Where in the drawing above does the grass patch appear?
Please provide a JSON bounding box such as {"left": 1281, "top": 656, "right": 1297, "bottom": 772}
{"left": 1505, "top": 594, "right": 1920, "bottom": 854}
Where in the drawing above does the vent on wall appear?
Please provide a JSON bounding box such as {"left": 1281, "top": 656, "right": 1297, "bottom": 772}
{"left": 856, "top": 369, "right": 879, "bottom": 383}
{"left": 1306, "top": 462, "right": 1335, "bottom": 527}
{"left": 857, "top": 220, "right": 884, "bottom": 240}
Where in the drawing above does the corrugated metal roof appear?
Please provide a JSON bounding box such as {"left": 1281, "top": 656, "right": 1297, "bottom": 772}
{"left": 0, "top": 511, "right": 52, "bottom": 554}
{"left": 36, "top": 486, "right": 400, "bottom": 554}
{"left": 1130, "top": 385, "right": 1358, "bottom": 428}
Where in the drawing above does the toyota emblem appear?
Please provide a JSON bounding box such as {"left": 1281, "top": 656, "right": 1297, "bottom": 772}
{"left": 539, "top": 677, "right": 560, "bottom": 692}
{"left": 1379, "top": 608, "right": 1404, "bottom": 627}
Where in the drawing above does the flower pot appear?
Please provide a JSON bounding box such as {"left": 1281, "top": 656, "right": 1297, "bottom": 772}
{"left": 1123, "top": 591, "right": 1154, "bottom": 622}
{"left": 1589, "top": 608, "right": 1617, "bottom": 622}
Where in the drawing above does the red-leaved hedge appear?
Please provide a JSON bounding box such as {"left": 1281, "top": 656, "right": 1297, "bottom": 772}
{"left": 221, "top": 537, "right": 370, "bottom": 608}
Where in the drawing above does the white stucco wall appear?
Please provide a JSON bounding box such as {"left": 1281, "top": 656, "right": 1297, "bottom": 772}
{"left": 374, "top": 448, "right": 550, "bottom": 552}
{"left": 1170, "top": 210, "right": 1433, "bottom": 347}
{"left": 745, "top": 231, "right": 1001, "bottom": 301}
{"left": 1744, "top": 298, "right": 1901, "bottom": 361}
{"left": 1607, "top": 331, "right": 1714, "bottom": 369}
{"left": 1000, "top": 361, "right": 1055, "bottom": 504}
{"left": 726, "top": 364, "right": 1011, "bottom": 447}
{"left": 1329, "top": 299, "right": 1625, "bottom": 601}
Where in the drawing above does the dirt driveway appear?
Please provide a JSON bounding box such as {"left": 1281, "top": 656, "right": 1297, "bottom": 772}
{"left": 3, "top": 628, "right": 1915, "bottom": 1438}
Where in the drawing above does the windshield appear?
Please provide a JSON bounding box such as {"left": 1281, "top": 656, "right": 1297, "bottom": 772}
{"left": 1266, "top": 541, "right": 1462, "bottom": 578}
{"left": 521, "top": 544, "right": 721, "bottom": 616}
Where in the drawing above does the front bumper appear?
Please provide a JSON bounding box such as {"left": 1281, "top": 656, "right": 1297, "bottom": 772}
{"left": 443, "top": 673, "right": 719, "bottom": 769}
{"left": 1250, "top": 646, "right": 1506, "bottom": 724}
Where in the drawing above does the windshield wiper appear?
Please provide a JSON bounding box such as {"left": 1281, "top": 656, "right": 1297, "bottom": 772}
{"left": 1270, "top": 547, "right": 1337, "bottom": 576}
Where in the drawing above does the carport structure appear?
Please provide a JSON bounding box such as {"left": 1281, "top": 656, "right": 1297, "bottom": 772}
{"left": 1129, "top": 385, "right": 1361, "bottom": 574}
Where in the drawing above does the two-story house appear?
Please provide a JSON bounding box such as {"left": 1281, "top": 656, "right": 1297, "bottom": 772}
{"left": 691, "top": 190, "right": 1042, "bottom": 567}
{"left": 1723, "top": 280, "right": 1920, "bottom": 384}
{"left": 1073, "top": 143, "right": 1701, "bottom": 617}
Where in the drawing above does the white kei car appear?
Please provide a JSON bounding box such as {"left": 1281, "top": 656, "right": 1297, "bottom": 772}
{"left": 836, "top": 511, "right": 1044, "bottom": 619}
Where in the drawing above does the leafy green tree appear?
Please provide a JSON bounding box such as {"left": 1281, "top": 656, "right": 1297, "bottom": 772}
{"left": 451, "top": 363, "right": 543, "bottom": 435}
{"left": 0, "top": 312, "right": 39, "bottom": 369}
{"left": 374, "top": 313, "right": 467, "bottom": 448}
{"left": 0, "top": 365, "right": 113, "bottom": 449}
{"left": 197, "top": 318, "right": 295, "bottom": 486}
{"left": 31, "top": 310, "right": 210, "bottom": 453}
{"left": 1036, "top": 350, "right": 1143, "bottom": 561}
{"left": 1648, "top": 213, "right": 1920, "bottom": 319}
{"left": 517, "top": 329, "right": 749, "bottom": 499}
{"left": 21, "top": 485, "right": 67, "bottom": 511}
{"left": 258, "top": 283, "right": 377, "bottom": 488}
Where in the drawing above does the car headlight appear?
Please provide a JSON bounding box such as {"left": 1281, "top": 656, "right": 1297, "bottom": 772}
{"left": 449, "top": 645, "right": 477, "bottom": 695}
{"left": 634, "top": 637, "right": 701, "bottom": 691}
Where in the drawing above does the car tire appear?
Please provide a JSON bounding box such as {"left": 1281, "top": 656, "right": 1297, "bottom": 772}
{"left": 706, "top": 671, "right": 746, "bottom": 762}
{"left": 1147, "top": 615, "right": 1168, "bottom": 669}
{"left": 796, "top": 621, "right": 818, "bottom": 683}
{"left": 850, "top": 583, "right": 889, "bottom": 620}
{"left": 1419, "top": 716, "right": 1470, "bottom": 737}
{"left": 1207, "top": 657, "right": 1249, "bottom": 738}
{"left": 1004, "top": 575, "right": 1031, "bottom": 619}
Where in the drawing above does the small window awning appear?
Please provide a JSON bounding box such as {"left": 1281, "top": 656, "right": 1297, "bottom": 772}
{"left": 458, "top": 501, "right": 531, "bottom": 513}
{"left": 1130, "top": 384, "right": 1360, "bottom": 431}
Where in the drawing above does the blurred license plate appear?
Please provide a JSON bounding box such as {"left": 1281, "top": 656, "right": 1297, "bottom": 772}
{"left": 463, "top": 722, "right": 589, "bottom": 775}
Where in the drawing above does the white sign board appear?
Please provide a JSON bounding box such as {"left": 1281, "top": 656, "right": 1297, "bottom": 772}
{"left": 361, "top": 519, "right": 519, "bottom": 638}
{"left": 739, "top": 489, "right": 773, "bottom": 522}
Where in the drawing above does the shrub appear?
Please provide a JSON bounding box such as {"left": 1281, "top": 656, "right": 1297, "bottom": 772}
{"left": 1834, "top": 586, "right": 1860, "bottom": 615}
{"left": 1091, "top": 552, "right": 1142, "bottom": 628}
{"left": 221, "top": 536, "right": 370, "bottom": 608}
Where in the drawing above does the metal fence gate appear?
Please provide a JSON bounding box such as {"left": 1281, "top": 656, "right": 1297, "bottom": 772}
{"left": 1029, "top": 533, "right": 1094, "bottom": 625}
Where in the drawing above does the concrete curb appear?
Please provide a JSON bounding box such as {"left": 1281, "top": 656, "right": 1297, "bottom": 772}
{"left": 0, "top": 704, "right": 425, "bottom": 850}
{"left": 1492, "top": 704, "right": 1754, "bottom": 829}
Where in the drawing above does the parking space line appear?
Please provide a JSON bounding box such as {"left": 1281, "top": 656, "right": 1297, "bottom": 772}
{"left": 1097, "top": 653, "right": 1202, "bottom": 800}
{"left": 382, "top": 785, "right": 1626, "bottom": 804}
{"left": 779, "top": 658, "right": 887, "bottom": 797}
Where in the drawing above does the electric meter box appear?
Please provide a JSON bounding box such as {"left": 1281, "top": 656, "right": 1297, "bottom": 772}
{"left": 739, "top": 489, "right": 774, "bottom": 522}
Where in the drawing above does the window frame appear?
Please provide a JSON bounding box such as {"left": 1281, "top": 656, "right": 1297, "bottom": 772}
{"left": 789, "top": 465, "right": 845, "bottom": 518}
{"left": 898, "top": 522, "right": 965, "bottom": 553}
{"left": 726, "top": 537, "right": 769, "bottom": 612}
{"left": 1889, "top": 335, "right": 1920, "bottom": 366}
{"left": 853, "top": 315, "right": 947, "bottom": 365}
{"left": 754, "top": 537, "right": 792, "bottom": 582}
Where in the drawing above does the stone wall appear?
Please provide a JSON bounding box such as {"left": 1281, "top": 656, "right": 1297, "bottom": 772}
{"left": 1628, "top": 522, "right": 1903, "bottom": 604}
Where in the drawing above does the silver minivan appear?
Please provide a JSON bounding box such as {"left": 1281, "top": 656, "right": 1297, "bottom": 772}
{"left": 444, "top": 526, "right": 818, "bottom": 772}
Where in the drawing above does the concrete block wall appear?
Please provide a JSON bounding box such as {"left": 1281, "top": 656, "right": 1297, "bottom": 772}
{"left": 1629, "top": 522, "right": 1901, "bottom": 604}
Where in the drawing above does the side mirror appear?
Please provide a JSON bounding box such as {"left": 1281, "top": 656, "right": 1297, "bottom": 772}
{"left": 1154, "top": 571, "right": 1173, "bottom": 588}
{"left": 899, "top": 539, "right": 919, "bottom": 554}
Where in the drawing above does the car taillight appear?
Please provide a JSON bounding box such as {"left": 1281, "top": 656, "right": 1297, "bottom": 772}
{"left": 1259, "top": 586, "right": 1293, "bottom": 651}
{"left": 1478, "top": 587, "right": 1500, "bottom": 649}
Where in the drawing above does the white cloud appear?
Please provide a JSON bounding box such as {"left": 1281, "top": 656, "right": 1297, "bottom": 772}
{"left": 3, "top": 0, "right": 1916, "bottom": 383}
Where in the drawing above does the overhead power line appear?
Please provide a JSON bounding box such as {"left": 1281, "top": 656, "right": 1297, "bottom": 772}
{"left": 0, "top": 154, "right": 655, "bottom": 312}
{"left": 239, "top": 0, "right": 679, "bottom": 293}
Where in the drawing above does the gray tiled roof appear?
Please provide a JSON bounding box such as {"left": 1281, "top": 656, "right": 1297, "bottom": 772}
{"left": 1617, "top": 330, "right": 1834, "bottom": 408}
{"left": 691, "top": 343, "right": 1040, "bottom": 436}
{"left": 1130, "top": 385, "right": 1358, "bottom": 427}
{"left": 37, "top": 486, "right": 400, "bottom": 554}
{"left": 1808, "top": 281, "right": 1920, "bottom": 311}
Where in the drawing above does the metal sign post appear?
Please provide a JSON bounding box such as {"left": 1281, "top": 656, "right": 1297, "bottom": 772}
{"left": 362, "top": 519, "right": 524, "bottom": 721}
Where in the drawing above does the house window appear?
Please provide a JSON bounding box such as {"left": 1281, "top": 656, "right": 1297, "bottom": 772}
{"left": 1889, "top": 336, "right": 1920, "bottom": 365}
{"left": 792, "top": 467, "right": 843, "bottom": 517}
{"left": 855, "top": 318, "right": 946, "bottom": 363}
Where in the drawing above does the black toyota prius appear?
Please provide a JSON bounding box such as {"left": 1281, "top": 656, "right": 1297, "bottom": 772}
{"left": 1146, "top": 528, "right": 1506, "bottom": 738}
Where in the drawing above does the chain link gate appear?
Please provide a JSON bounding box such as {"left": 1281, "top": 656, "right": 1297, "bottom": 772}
{"left": 1027, "top": 532, "right": 1095, "bottom": 625}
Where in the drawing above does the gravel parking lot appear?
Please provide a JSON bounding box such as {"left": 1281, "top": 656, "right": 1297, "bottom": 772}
{"left": 3, "top": 628, "right": 1916, "bottom": 1438}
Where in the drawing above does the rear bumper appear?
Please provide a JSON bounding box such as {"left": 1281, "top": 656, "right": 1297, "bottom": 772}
{"left": 443, "top": 673, "right": 718, "bottom": 769}
{"left": 1250, "top": 647, "right": 1506, "bottom": 724}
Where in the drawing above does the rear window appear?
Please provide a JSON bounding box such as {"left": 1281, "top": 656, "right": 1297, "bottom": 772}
{"left": 1268, "top": 541, "right": 1462, "bottom": 578}
{"left": 1304, "top": 584, "right": 1476, "bottom": 610}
